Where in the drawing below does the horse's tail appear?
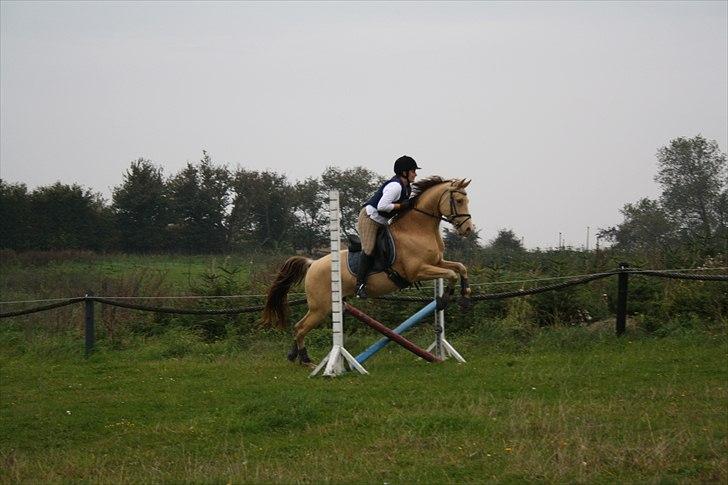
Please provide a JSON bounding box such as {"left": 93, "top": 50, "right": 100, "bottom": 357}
{"left": 261, "top": 256, "right": 313, "bottom": 329}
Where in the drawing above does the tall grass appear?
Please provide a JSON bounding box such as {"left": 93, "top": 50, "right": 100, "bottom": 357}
{"left": 1, "top": 249, "right": 725, "bottom": 344}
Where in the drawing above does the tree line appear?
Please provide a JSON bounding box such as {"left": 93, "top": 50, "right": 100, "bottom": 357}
{"left": 0, "top": 152, "right": 388, "bottom": 253}
{"left": 1, "top": 136, "right": 725, "bottom": 256}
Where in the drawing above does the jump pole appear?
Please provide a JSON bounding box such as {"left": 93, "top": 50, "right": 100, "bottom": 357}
{"left": 427, "top": 278, "right": 466, "bottom": 362}
{"left": 310, "top": 190, "right": 368, "bottom": 377}
{"left": 345, "top": 303, "right": 442, "bottom": 363}
{"left": 354, "top": 299, "right": 438, "bottom": 364}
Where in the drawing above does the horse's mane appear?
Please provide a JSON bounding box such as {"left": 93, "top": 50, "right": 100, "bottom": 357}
{"left": 390, "top": 176, "right": 450, "bottom": 225}
{"left": 411, "top": 176, "right": 451, "bottom": 197}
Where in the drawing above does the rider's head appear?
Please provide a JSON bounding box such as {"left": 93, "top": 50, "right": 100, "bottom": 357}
{"left": 393, "top": 155, "right": 421, "bottom": 181}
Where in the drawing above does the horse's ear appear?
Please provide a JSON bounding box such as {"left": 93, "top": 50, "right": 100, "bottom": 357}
{"left": 461, "top": 179, "right": 471, "bottom": 189}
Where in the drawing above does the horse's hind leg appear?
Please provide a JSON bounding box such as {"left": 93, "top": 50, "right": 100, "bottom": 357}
{"left": 289, "top": 309, "right": 327, "bottom": 366}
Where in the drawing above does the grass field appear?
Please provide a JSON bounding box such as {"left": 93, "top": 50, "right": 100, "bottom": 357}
{"left": 1, "top": 326, "right": 726, "bottom": 484}
{"left": 0, "top": 252, "right": 272, "bottom": 301}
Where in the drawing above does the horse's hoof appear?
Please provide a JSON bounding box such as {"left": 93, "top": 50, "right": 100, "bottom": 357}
{"left": 287, "top": 342, "right": 299, "bottom": 362}
{"left": 298, "top": 347, "right": 314, "bottom": 367}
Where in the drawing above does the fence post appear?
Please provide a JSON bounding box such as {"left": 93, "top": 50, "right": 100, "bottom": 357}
{"left": 616, "top": 263, "right": 629, "bottom": 336}
{"left": 84, "top": 291, "right": 95, "bottom": 357}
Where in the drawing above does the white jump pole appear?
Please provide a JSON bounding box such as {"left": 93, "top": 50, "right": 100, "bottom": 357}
{"left": 310, "top": 190, "right": 368, "bottom": 377}
{"left": 427, "top": 278, "right": 466, "bottom": 362}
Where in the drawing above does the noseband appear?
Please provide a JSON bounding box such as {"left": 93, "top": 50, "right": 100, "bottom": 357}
{"left": 413, "top": 188, "right": 472, "bottom": 229}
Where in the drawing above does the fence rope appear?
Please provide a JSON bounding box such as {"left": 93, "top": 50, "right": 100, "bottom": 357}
{"left": 89, "top": 297, "right": 307, "bottom": 315}
{"left": 0, "top": 267, "right": 725, "bottom": 319}
{"left": 0, "top": 297, "right": 77, "bottom": 305}
{"left": 0, "top": 293, "right": 305, "bottom": 305}
{"left": 2, "top": 267, "right": 724, "bottom": 307}
{"left": 88, "top": 293, "right": 306, "bottom": 300}
{"left": 0, "top": 297, "right": 308, "bottom": 318}
{"left": 469, "top": 267, "right": 728, "bottom": 287}
{"left": 469, "top": 272, "right": 618, "bottom": 287}
{"left": 0, "top": 298, "right": 85, "bottom": 318}
{"left": 628, "top": 270, "right": 728, "bottom": 281}
{"left": 377, "top": 271, "right": 621, "bottom": 303}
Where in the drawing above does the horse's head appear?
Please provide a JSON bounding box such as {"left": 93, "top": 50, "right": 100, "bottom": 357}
{"left": 438, "top": 179, "right": 474, "bottom": 237}
{"left": 411, "top": 177, "right": 475, "bottom": 237}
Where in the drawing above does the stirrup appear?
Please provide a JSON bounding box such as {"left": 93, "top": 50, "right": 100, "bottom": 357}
{"left": 355, "top": 283, "right": 368, "bottom": 299}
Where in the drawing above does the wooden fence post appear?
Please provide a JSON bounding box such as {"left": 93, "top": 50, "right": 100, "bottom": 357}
{"left": 616, "top": 263, "right": 629, "bottom": 336}
{"left": 84, "top": 291, "right": 95, "bottom": 357}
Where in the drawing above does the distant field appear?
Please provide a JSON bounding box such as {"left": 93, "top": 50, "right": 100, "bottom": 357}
{"left": 0, "top": 253, "right": 272, "bottom": 300}
{"left": 1, "top": 328, "right": 726, "bottom": 483}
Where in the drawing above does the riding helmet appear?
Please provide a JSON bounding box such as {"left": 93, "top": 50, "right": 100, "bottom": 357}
{"left": 393, "top": 155, "right": 421, "bottom": 174}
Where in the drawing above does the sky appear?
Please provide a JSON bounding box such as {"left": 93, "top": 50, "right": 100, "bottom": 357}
{"left": 1, "top": 1, "right": 726, "bottom": 249}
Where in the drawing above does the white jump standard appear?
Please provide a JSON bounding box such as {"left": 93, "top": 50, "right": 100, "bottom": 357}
{"left": 427, "top": 277, "right": 466, "bottom": 362}
{"left": 310, "top": 190, "right": 368, "bottom": 377}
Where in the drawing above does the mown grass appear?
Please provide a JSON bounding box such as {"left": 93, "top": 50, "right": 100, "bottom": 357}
{"left": 1, "top": 327, "right": 726, "bottom": 484}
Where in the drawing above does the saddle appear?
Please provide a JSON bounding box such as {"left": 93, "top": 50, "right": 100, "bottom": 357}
{"left": 346, "top": 226, "right": 412, "bottom": 289}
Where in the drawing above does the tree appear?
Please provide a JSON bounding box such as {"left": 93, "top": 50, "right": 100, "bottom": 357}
{"left": 27, "top": 182, "right": 111, "bottom": 250}
{"left": 0, "top": 180, "right": 31, "bottom": 250}
{"left": 290, "top": 177, "right": 327, "bottom": 253}
{"left": 112, "top": 159, "right": 168, "bottom": 252}
{"left": 321, "top": 166, "right": 386, "bottom": 237}
{"left": 488, "top": 229, "right": 524, "bottom": 252}
{"left": 597, "top": 198, "right": 675, "bottom": 251}
{"left": 716, "top": 188, "right": 728, "bottom": 254}
{"left": 166, "top": 151, "right": 230, "bottom": 253}
{"left": 655, "top": 135, "right": 727, "bottom": 252}
{"left": 443, "top": 227, "right": 482, "bottom": 254}
{"left": 228, "top": 169, "right": 296, "bottom": 250}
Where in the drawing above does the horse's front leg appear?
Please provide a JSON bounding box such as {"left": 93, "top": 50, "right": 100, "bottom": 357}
{"left": 414, "top": 264, "right": 458, "bottom": 286}
{"left": 414, "top": 264, "right": 459, "bottom": 309}
{"left": 437, "top": 260, "right": 472, "bottom": 311}
{"left": 438, "top": 259, "right": 470, "bottom": 297}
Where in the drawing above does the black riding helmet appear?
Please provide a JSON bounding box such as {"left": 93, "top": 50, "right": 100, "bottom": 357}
{"left": 393, "top": 155, "right": 421, "bottom": 175}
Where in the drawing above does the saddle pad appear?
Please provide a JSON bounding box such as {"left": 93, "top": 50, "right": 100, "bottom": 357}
{"left": 347, "top": 227, "right": 396, "bottom": 276}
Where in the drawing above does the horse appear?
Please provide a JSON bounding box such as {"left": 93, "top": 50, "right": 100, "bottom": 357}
{"left": 261, "top": 176, "right": 475, "bottom": 365}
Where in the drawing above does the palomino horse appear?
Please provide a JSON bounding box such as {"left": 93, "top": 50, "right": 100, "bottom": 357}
{"left": 261, "top": 176, "right": 475, "bottom": 365}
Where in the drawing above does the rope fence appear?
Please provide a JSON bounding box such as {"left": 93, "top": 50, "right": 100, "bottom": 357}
{"left": 3, "top": 266, "right": 725, "bottom": 307}
{"left": 0, "top": 265, "right": 725, "bottom": 355}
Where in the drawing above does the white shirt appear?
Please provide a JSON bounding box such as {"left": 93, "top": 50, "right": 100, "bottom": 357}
{"left": 365, "top": 181, "right": 404, "bottom": 225}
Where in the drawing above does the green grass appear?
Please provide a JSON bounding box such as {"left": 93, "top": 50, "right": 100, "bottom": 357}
{"left": 0, "top": 253, "right": 267, "bottom": 300}
{"left": 1, "top": 328, "right": 726, "bottom": 483}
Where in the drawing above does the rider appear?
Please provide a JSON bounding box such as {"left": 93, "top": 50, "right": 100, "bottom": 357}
{"left": 355, "top": 155, "right": 421, "bottom": 299}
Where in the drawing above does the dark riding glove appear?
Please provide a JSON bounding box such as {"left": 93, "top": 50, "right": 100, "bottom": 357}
{"left": 400, "top": 197, "right": 416, "bottom": 211}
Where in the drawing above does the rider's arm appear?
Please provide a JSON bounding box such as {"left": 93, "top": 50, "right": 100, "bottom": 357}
{"left": 377, "top": 182, "right": 403, "bottom": 212}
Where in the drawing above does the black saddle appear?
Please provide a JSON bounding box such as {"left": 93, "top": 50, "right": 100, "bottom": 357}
{"left": 347, "top": 226, "right": 396, "bottom": 276}
{"left": 347, "top": 226, "right": 412, "bottom": 289}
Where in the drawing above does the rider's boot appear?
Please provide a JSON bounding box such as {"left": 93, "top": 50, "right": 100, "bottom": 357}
{"left": 355, "top": 252, "right": 374, "bottom": 299}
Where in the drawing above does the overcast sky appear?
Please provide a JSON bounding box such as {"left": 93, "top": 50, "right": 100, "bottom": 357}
{"left": 1, "top": 1, "right": 726, "bottom": 249}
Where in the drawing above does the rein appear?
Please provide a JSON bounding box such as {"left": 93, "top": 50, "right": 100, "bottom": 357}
{"left": 413, "top": 188, "right": 472, "bottom": 229}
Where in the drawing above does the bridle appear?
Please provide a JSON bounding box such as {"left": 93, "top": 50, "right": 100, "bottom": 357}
{"left": 413, "top": 187, "right": 472, "bottom": 230}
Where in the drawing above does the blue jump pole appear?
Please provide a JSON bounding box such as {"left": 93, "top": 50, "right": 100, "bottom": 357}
{"left": 355, "top": 300, "right": 438, "bottom": 364}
